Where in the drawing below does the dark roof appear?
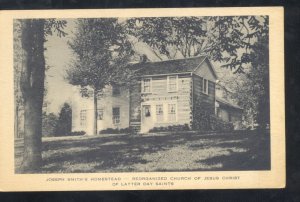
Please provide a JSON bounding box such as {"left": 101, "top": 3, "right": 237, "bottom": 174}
{"left": 129, "top": 56, "right": 207, "bottom": 76}
{"left": 216, "top": 97, "right": 243, "bottom": 110}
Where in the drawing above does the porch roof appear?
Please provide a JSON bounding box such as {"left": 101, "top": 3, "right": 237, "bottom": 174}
{"left": 216, "top": 97, "right": 243, "bottom": 111}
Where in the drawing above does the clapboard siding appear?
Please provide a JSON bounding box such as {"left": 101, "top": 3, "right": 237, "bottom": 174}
{"left": 193, "top": 74, "right": 215, "bottom": 117}
{"left": 140, "top": 74, "right": 192, "bottom": 131}
{"left": 151, "top": 76, "right": 168, "bottom": 93}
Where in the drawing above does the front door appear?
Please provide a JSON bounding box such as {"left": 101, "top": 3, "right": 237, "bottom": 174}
{"left": 141, "top": 105, "right": 153, "bottom": 133}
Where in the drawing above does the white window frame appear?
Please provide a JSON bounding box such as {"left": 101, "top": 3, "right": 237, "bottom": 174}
{"left": 202, "top": 78, "right": 208, "bottom": 95}
{"left": 167, "top": 75, "right": 178, "bottom": 92}
{"left": 156, "top": 104, "right": 164, "bottom": 123}
{"left": 112, "top": 107, "right": 120, "bottom": 125}
{"left": 80, "top": 110, "right": 87, "bottom": 127}
{"left": 142, "top": 78, "right": 152, "bottom": 93}
{"left": 167, "top": 103, "right": 177, "bottom": 122}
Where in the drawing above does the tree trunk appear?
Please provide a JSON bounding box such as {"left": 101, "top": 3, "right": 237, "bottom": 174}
{"left": 22, "top": 96, "right": 43, "bottom": 171}
{"left": 20, "top": 19, "right": 45, "bottom": 172}
{"left": 93, "top": 89, "right": 98, "bottom": 135}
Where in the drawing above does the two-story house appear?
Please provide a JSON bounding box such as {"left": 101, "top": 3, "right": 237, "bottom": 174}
{"left": 71, "top": 56, "right": 224, "bottom": 135}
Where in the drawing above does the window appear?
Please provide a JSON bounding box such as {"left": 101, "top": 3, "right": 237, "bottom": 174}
{"left": 112, "top": 107, "right": 120, "bottom": 124}
{"left": 97, "top": 109, "right": 103, "bottom": 120}
{"left": 80, "top": 110, "right": 87, "bottom": 127}
{"left": 156, "top": 104, "right": 164, "bottom": 122}
{"left": 168, "top": 104, "right": 176, "bottom": 122}
{"left": 168, "top": 76, "right": 177, "bottom": 92}
{"left": 142, "top": 78, "right": 151, "bottom": 93}
{"left": 112, "top": 86, "right": 120, "bottom": 96}
{"left": 143, "top": 105, "right": 151, "bottom": 117}
{"left": 203, "top": 78, "right": 208, "bottom": 94}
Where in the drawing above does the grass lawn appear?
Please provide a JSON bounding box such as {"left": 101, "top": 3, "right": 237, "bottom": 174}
{"left": 15, "top": 130, "right": 270, "bottom": 173}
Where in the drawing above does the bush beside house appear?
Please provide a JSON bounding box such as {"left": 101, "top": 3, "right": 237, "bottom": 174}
{"left": 192, "top": 110, "right": 233, "bottom": 131}
{"left": 149, "top": 124, "right": 190, "bottom": 133}
{"left": 42, "top": 103, "right": 74, "bottom": 137}
{"left": 42, "top": 112, "right": 58, "bottom": 137}
{"left": 99, "top": 127, "right": 136, "bottom": 135}
{"left": 192, "top": 96, "right": 233, "bottom": 132}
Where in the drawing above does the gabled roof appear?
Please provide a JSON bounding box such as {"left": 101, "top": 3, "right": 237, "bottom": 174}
{"left": 129, "top": 56, "right": 217, "bottom": 78}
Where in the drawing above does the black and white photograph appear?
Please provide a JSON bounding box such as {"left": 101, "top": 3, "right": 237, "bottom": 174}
{"left": 13, "top": 15, "right": 272, "bottom": 174}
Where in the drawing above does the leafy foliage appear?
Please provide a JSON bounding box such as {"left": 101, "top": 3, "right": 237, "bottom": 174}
{"left": 42, "top": 112, "right": 58, "bottom": 137}
{"left": 149, "top": 124, "right": 190, "bottom": 133}
{"left": 126, "top": 16, "right": 269, "bottom": 127}
{"left": 126, "top": 17, "right": 207, "bottom": 59}
{"left": 126, "top": 16, "right": 268, "bottom": 73}
{"left": 55, "top": 103, "right": 72, "bottom": 136}
{"left": 99, "top": 127, "right": 135, "bottom": 135}
{"left": 66, "top": 18, "right": 134, "bottom": 92}
{"left": 231, "top": 35, "right": 269, "bottom": 128}
{"left": 68, "top": 131, "right": 86, "bottom": 136}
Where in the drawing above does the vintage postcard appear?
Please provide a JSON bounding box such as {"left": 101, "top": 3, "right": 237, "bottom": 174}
{"left": 0, "top": 7, "right": 284, "bottom": 191}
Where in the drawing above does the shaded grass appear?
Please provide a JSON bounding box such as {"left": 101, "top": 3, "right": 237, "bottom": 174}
{"left": 15, "top": 130, "right": 270, "bottom": 173}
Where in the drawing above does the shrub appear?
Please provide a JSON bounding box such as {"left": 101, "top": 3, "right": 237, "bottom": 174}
{"left": 68, "top": 131, "right": 86, "bottom": 136}
{"left": 55, "top": 103, "right": 72, "bottom": 136}
{"left": 120, "top": 127, "right": 136, "bottom": 134}
{"left": 149, "top": 124, "right": 191, "bottom": 133}
{"left": 149, "top": 127, "right": 159, "bottom": 132}
{"left": 183, "top": 124, "right": 190, "bottom": 131}
{"left": 99, "top": 127, "right": 136, "bottom": 134}
{"left": 42, "top": 112, "right": 58, "bottom": 137}
{"left": 99, "top": 128, "right": 119, "bottom": 134}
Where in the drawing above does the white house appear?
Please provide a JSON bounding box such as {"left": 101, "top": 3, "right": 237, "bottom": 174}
{"left": 71, "top": 56, "right": 243, "bottom": 135}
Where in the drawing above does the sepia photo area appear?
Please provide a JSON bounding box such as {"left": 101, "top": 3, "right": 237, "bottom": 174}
{"left": 13, "top": 16, "right": 271, "bottom": 174}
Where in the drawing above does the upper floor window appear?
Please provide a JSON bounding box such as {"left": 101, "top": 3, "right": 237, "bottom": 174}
{"left": 142, "top": 78, "right": 151, "bottom": 93}
{"left": 112, "top": 86, "right": 121, "bottom": 96}
{"left": 203, "top": 78, "right": 208, "bottom": 94}
{"left": 112, "top": 107, "right": 120, "bottom": 125}
{"left": 80, "top": 110, "right": 87, "bottom": 127}
{"left": 168, "top": 76, "right": 177, "bottom": 92}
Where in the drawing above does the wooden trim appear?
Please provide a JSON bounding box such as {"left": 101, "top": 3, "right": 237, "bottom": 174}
{"left": 167, "top": 75, "right": 178, "bottom": 93}
{"left": 141, "top": 72, "right": 192, "bottom": 78}
{"left": 141, "top": 77, "right": 152, "bottom": 93}
{"left": 192, "top": 56, "right": 207, "bottom": 72}
{"left": 205, "top": 58, "right": 218, "bottom": 80}
{"left": 202, "top": 78, "right": 209, "bottom": 95}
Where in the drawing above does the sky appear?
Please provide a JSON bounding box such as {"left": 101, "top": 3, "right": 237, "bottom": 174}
{"left": 44, "top": 19, "right": 76, "bottom": 113}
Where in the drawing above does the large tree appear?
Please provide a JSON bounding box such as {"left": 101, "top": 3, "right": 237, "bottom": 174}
{"left": 126, "top": 16, "right": 269, "bottom": 128}
{"left": 126, "top": 17, "right": 207, "bottom": 60}
{"left": 18, "top": 19, "right": 66, "bottom": 172}
{"left": 67, "top": 19, "right": 133, "bottom": 135}
{"left": 14, "top": 20, "right": 24, "bottom": 139}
